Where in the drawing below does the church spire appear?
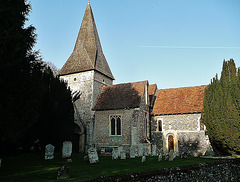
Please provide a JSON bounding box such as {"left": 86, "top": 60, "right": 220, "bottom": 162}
{"left": 59, "top": 2, "right": 114, "bottom": 80}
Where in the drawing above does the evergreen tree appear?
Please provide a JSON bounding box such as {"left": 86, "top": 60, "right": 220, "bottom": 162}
{"left": 202, "top": 59, "right": 240, "bottom": 155}
{"left": 0, "top": 0, "right": 43, "bottom": 151}
{"left": 0, "top": 1, "right": 75, "bottom": 152}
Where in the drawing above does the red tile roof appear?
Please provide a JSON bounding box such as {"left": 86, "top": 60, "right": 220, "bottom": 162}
{"left": 93, "top": 81, "right": 148, "bottom": 111}
{"left": 149, "top": 84, "right": 157, "bottom": 95}
{"left": 152, "top": 85, "right": 207, "bottom": 115}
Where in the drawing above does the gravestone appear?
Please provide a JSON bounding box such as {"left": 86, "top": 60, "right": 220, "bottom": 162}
{"left": 57, "top": 165, "right": 70, "bottom": 180}
{"left": 130, "top": 146, "right": 135, "bottom": 158}
{"left": 45, "top": 144, "right": 55, "bottom": 160}
{"left": 143, "top": 146, "right": 149, "bottom": 156}
{"left": 141, "top": 156, "right": 146, "bottom": 163}
{"left": 158, "top": 153, "right": 162, "bottom": 162}
{"left": 169, "top": 150, "right": 174, "bottom": 161}
{"left": 0, "top": 159, "right": 2, "bottom": 167}
{"left": 120, "top": 150, "right": 126, "bottom": 160}
{"left": 66, "top": 159, "right": 72, "bottom": 163}
{"left": 118, "top": 146, "right": 123, "bottom": 157}
{"left": 62, "top": 141, "right": 72, "bottom": 158}
{"left": 88, "top": 147, "right": 99, "bottom": 164}
{"left": 165, "top": 154, "right": 169, "bottom": 161}
{"left": 138, "top": 144, "right": 143, "bottom": 157}
{"left": 152, "top": 145, "right": 157, "bottom": 156}
{"left": 112, "top": 148, "right": 119, "bottom": 160}
{"left": 101, "top": 147, "right": 105, "bottom": 154}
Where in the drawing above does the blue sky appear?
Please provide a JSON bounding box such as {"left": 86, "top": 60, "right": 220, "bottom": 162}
{"left": 27, "top": 0, "right": 240, "bottom": 89}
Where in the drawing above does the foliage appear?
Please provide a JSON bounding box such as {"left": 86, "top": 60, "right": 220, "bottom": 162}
{"left": 0, "top": 153, "right": 217, "bottom": 182}
{"left": 0, "top": 0, "right": 42, "bottom": 149}
{"left": 28, "top": 67, "right": 74, "bottom": 150}
{"left": 202, "top": 59, "right": 240, "bottom": 155}
{"left": 0, "top": 0, "right": 74, "bottom": 152}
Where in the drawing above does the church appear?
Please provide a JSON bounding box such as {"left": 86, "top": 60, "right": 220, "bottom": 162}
{"left": 59, "top": 2, "right": 211, "bottom": 156}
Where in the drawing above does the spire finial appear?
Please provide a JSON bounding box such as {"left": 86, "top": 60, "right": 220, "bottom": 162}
{"left": 88, "top": 0, "right": 90, "bottom": 4}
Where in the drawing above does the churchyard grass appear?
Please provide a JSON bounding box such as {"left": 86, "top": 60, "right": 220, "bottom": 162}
{"left": 0, "top": 153, "right": 217, "bottom": 182}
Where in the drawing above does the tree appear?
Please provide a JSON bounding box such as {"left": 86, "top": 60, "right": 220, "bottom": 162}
{"left": 27, "top": 67, "right": 74, "bottom": 150}
{"left": 0, "top": 0, "right": 44, "bottom": 151}
{"left": 0, "top": 0, "right": 75, "bottom": 152}
{"left": 202, "top": 59, "right": 240, "bottom": 155}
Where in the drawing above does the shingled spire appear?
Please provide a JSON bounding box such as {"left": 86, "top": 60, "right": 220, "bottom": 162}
{"left": 59, "top": 3, "right": 114, "bottom": 80}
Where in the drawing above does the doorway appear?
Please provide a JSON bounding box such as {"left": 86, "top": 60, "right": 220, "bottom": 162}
{"left": 168, "top": 135, "right": 174, "bottom": 151}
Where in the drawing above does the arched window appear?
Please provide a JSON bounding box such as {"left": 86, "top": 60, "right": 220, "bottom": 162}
{"left": 110, "top": 115, "right": 121, "bottom": 136}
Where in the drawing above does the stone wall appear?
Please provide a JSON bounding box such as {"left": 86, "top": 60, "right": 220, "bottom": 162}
{"left": 89, "top": 159, "right": 240, "bottom": 182}
{"left": 94, "top": 108, "right": 135, "bottom": 152}
{"left": 151, "top": 113, "right": 211, "bottom": 156}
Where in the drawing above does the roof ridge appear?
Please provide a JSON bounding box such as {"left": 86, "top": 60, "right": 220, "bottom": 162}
{"left": 157, "top": 85, "right": 207, "bottom": 91}
{"left": 113, "top": 80, "right": 149, "bottom": 86}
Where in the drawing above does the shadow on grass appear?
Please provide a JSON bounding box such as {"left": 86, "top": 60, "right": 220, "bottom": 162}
{"left": 0, "top": 153, "right": 217, "bottom": 182}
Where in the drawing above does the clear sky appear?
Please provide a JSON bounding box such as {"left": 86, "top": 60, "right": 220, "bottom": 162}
{"left": 27, "top": 0, "right": 240, "bottom": 89}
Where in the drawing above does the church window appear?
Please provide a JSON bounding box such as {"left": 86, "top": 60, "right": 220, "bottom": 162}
{"left": 110, "top": 115, "right": 121, "bottom": 136}
{"left": 74, "top": 78, "right": 77, "bottom": 81}
{"left": 157, "top": 120, "right": 162, "bottom": 132}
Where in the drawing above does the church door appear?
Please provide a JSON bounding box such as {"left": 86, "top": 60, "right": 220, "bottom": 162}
{"left": 168, "top": 135, "right": 174, "bottom": 151}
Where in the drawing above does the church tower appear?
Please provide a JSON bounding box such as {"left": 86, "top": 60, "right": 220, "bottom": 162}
{"left": 59, "top": 2, "right": 114, "bottom": 152}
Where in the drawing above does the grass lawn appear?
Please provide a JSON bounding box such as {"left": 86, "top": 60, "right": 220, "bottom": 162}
{"left": 0, "top": 153, "right": 217, "bottom": 182}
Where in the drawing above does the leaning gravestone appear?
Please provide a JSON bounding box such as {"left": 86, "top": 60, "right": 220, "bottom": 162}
{"left": 141, "top": 156, "right": 146, "bottom": 163}
{"left": 112, "top": 148, "right": 119, "bottom": 160}
{"left": 120, "top": 150, "right": 126, "bottom": 160}
{"left": 62, "top": 141, "right": 72, "bottom": 158}
{"left": 45, "top": 144, "right": 55, "bottom": 160}
{"left": 169, "top": 150, "right": 174, "bottom": 161}
{"left": 143, "top": 146, "right": 149, "bottom": 156}
{"left": 130, "top": 146, "right": 136, "bottom": 158}
{"left": 88, "top": 147, "right": 99, "bottom": 164}
{"left": 138, "top": 144, "right": 143, "bottom": 157}
{"left": 158, "top": 153, "right": 162, "bottom": 162}
{"left": 152, "top": 144, "right": 157, "bottom": 156}
{"left": 57, "top": 165, "right": 70, "bottom": 180}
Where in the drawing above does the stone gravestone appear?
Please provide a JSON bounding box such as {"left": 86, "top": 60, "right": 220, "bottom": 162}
{"left": 112, "top": 148, "right": 119, "bottom": 160}
{"left": 138, "top": 144, "right": 143, "bottom": 157}
{"left": 165, "top": 154, "right": 169, "bottom": 161}
{"left": 118, "top": 146, "right": 123, "bottom": 157}
{"left": 120, "top": 150, "right": 126, "bottom": 160}
{"left": 62, "top": 141, "right": 72, "bottom": 158}
{"left": 130, "top": 146, "right": 136, "bottom": 158}
{"left": 143, "top": 146, "right": 149, "bottom": 156}
{"left": 152, "top": 145, "right": 157, "bottom": 156}
{"left": 169, "top": 150, "right": 174, "bottom": 161}
{"left": 45, "top": 144, "right": 55, "bottom": 160}
{"left": 88, "top": 147, "right": 99, "bottom": 164}
{"left": 141, "top": 156, "right": 146, "bottom": 163}
{"left": 158, "top": 153, "right": 162, "bottom": 162}
{"left": 57, "top": 165, "right": 70, "bottom": 180}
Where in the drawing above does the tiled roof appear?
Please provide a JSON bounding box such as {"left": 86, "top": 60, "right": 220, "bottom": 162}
{"left": 152, "top": 85, "right": 207, "bottom": 115}
{"left": 93, "top": 81, "right": 148, "bottom": 111}
{"left": 59, "top": 4, "right": 114, "bottom": 80}
{"left": 149, "top": 84, "right": 157, "bottom": 95}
